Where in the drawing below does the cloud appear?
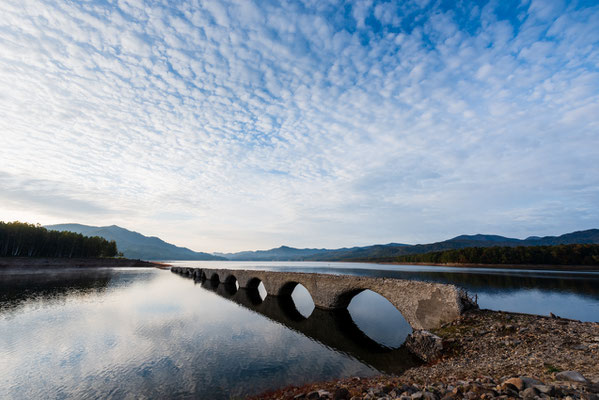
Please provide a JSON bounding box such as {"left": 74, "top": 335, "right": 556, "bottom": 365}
{"left": 0, "top": 0, "right": 598, "bottom": 251}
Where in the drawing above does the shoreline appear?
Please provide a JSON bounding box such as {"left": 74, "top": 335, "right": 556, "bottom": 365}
{"left": 0, "top": 257, "right": 166, "bottom": 269}
{"left": 370, "top": 261, "right": 599, "bottom": 271}
{"left": 251, "top": 309, "right": 599, "bottom": 399}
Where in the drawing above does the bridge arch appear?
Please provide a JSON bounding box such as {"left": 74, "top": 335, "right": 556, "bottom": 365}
{"left": 246, "top": 277, "right": 268, "bottom": 303}
{"left": 277, "top": 281, "right": 315, "bottom": 319}
{"left": 224, "top": 274, "right": 239, "bottom": 294}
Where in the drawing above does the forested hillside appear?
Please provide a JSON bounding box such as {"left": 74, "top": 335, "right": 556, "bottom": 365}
{"left": 390, "top": 244, "right": 599, "bottom": 266}
{"left": 46, "top": 224, "right": 224, "bottom": 260}
{"left": 0, "top": 222, "right": 118, "bottom": 258}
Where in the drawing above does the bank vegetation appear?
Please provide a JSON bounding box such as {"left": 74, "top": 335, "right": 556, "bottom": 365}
{"left": 0, "top": 221, "right": 119, "bottom": 258}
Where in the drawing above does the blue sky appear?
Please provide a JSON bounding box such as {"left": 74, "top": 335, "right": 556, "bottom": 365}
{"left": 0, "top": 0, "right": 598, "bottom": 252}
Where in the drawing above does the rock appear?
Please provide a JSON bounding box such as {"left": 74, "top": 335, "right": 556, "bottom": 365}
{"left": 533, "top": 385, "right": 555, "bottom": 396}
{"left": 521, "top": 387, "right": 539, "bottom": 399}
{"left": 556, "top": 371, "right": 588, "bottom": 383}
{"left": 333, "top": 388, "right": 350, "bottom": 400}
{"left": 440, "top": 394, "right": 456, "bottom": 400}
{"left": 317, "top": 390, "right": 330, "bottom": 398}
{"left": 405, "top": 330, "right": 443, "bottom": 362}
{"left": 520, "top": 376, "right": 544, "bottom": 388}
{"left": 423, "top": 392, "right": 438, "bottom": 400}
{"left": 307, "top": 391, "right": 320, "bottom": 399}
{"left": 573, "top": 344, "right": 588, "bottom": 350}
{"left": 502, "top": 377, "right": 524, "bottom": 391}
{"left": 411, "top": 391, "right": 424, "bottom": 399}
{"left": 582, "top": 394, "right": 599, "bottom": 400}
{"left": 294, "top": 394, "right": 306, "bottom": 399}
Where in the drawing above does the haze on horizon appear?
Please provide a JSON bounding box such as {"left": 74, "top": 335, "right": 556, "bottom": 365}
{"left": 1, "top": 0, "right": 598, "bottom": 253}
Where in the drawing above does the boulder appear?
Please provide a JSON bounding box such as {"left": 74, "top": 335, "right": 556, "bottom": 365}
{"left": 503, "top": 377, "right": 524, "bottom": 391}
{"left": 333, "top": 388, "right": 350, "bottom": 400}
{"left": 405, "top": 330, "right": 443, "bottom": 362}
{"left": 556, "top": 371, "right": 588, "bottom": 383}
{"left": 521, "top": 387, "right": 539, "bottom": 399}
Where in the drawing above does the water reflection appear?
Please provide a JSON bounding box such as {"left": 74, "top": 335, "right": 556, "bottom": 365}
{"left": 347, "top": 290, "right": 412, "bottom": 349}
{"left": 0, "top": 268, "right": 115, "bottom": 314}
{"left": 197, "top": 278, "right": 420, "bottom": 374}
{"left": 1, "top": 268, "right": 380, "bottom": 399}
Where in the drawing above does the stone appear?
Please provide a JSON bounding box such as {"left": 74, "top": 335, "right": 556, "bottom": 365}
{"left": 423, "top": 392, "right": 439, "bottom": 400}
{"left": 294, "top": 394, "right": 306, "bottom": 399}
{"left": 556, "top": 371, "right": 588, "bottom": 383}
{"left": 520, "top": 376, "right": 544, "bottom": 388}
{"left": 521, "top": 387, "right": 539, "bottom": 399}
{"left": 533, "top": 385, "right": 555, "bottom": 396}
{"left": 307, "top": 391, "right": 320, "bottom": 399}
{"left": 502, "top": 378, "right": 524, "bottom": 391}
{"left": 333, "top": 388, "right": 350, "bottom": 400}
{"left": 405, "top": 330, "right": 443, "bottom": 362}
{"left": 411, "top": 391, "right": 424, "bottom": 399}
{"left": 317, "top": 390, "right": 331, "bottom": 398}
{"left": 582, "top": 395, "right": 599, "bottom": 400}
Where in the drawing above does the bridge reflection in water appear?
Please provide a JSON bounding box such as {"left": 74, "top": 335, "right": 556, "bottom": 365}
{"left": 197, "top": 277, "right": 421, "bottom": 375}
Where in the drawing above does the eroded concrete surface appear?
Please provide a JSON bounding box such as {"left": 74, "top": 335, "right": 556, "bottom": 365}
{"left": 171, "top": 267, "right": 475, "bottom": 330}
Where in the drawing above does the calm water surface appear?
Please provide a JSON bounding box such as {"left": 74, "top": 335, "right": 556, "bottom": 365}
{"left": 1, "top": 262, "right": 598, "bottom": 399}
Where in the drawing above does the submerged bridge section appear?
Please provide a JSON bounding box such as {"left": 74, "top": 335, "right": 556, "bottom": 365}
{"left": 171, "top": 267, "right": 474, "bottom": 330}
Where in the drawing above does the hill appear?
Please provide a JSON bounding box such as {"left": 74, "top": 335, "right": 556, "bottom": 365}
{"left": 45, "top": 224, "right": 224, "bottom": 261}
{"left": 220, "top": 229, "right": 599, "bottom": 261}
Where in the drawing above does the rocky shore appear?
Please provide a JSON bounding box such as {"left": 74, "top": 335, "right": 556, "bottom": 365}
{"left": 251, "top": 309, "right": 599, "bottom": 399}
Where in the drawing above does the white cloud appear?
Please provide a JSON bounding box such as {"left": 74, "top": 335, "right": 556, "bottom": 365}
{"left": 0, "top": 0, "right": 598, "bottom": 251}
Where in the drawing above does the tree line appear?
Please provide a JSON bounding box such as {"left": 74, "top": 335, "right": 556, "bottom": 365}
{"left": 392, "top": 244, "right": 599, "bottom": 266}
{"left": 0, "top": 221, "right": 118, "bottom": 258}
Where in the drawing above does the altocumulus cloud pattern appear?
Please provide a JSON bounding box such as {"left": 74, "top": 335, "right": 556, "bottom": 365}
{"left": 0, "top": 0, "right": 598, "bottom": 251}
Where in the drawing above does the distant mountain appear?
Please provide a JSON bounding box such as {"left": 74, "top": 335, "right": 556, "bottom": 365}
{"left": 215, "top": 245, "right": 330, "bottom": 261}
{"left": 45, "top": 224, "right": 225, "bottom": 261}
{"left": 220, "top": 229, "right": 599, "bottom": 261}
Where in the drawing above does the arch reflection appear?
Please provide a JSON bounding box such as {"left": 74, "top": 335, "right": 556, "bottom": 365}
{"left": 199, "top": 280, "right": 421, "bottom": 374}
{"left": 347, "top": 289, "right": 412, "bottom": 349}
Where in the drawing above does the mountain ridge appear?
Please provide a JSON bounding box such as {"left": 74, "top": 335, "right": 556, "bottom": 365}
{"left": 218, "top": 229, "right": 599, "bottom": 261}
{"left": 45, "top": 224, "right": 224, "bottom": 261}
{"left": 45, "top": 224, "right": 599, "bottom": 262}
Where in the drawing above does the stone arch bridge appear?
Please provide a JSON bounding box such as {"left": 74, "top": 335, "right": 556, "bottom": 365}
{"left": 171, "top": 267, "right": 475, "bottom": 330}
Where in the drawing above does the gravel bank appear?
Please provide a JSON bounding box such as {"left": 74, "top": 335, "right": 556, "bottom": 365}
{"left": 251, "top": 309, "right": 599, "bottom": 399}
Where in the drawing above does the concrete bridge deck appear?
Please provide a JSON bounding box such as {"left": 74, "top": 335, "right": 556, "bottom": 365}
{"left": 171, "top": 267, "right": 475, "bottom": 330}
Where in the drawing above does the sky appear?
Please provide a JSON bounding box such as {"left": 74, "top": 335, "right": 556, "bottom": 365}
{"left": 1, "top": 0, "right": 598, "bottom": 252}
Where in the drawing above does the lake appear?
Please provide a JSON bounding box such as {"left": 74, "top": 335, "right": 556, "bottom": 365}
{"left": 1, "top": 262, "right": 598, "bottom": 399}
